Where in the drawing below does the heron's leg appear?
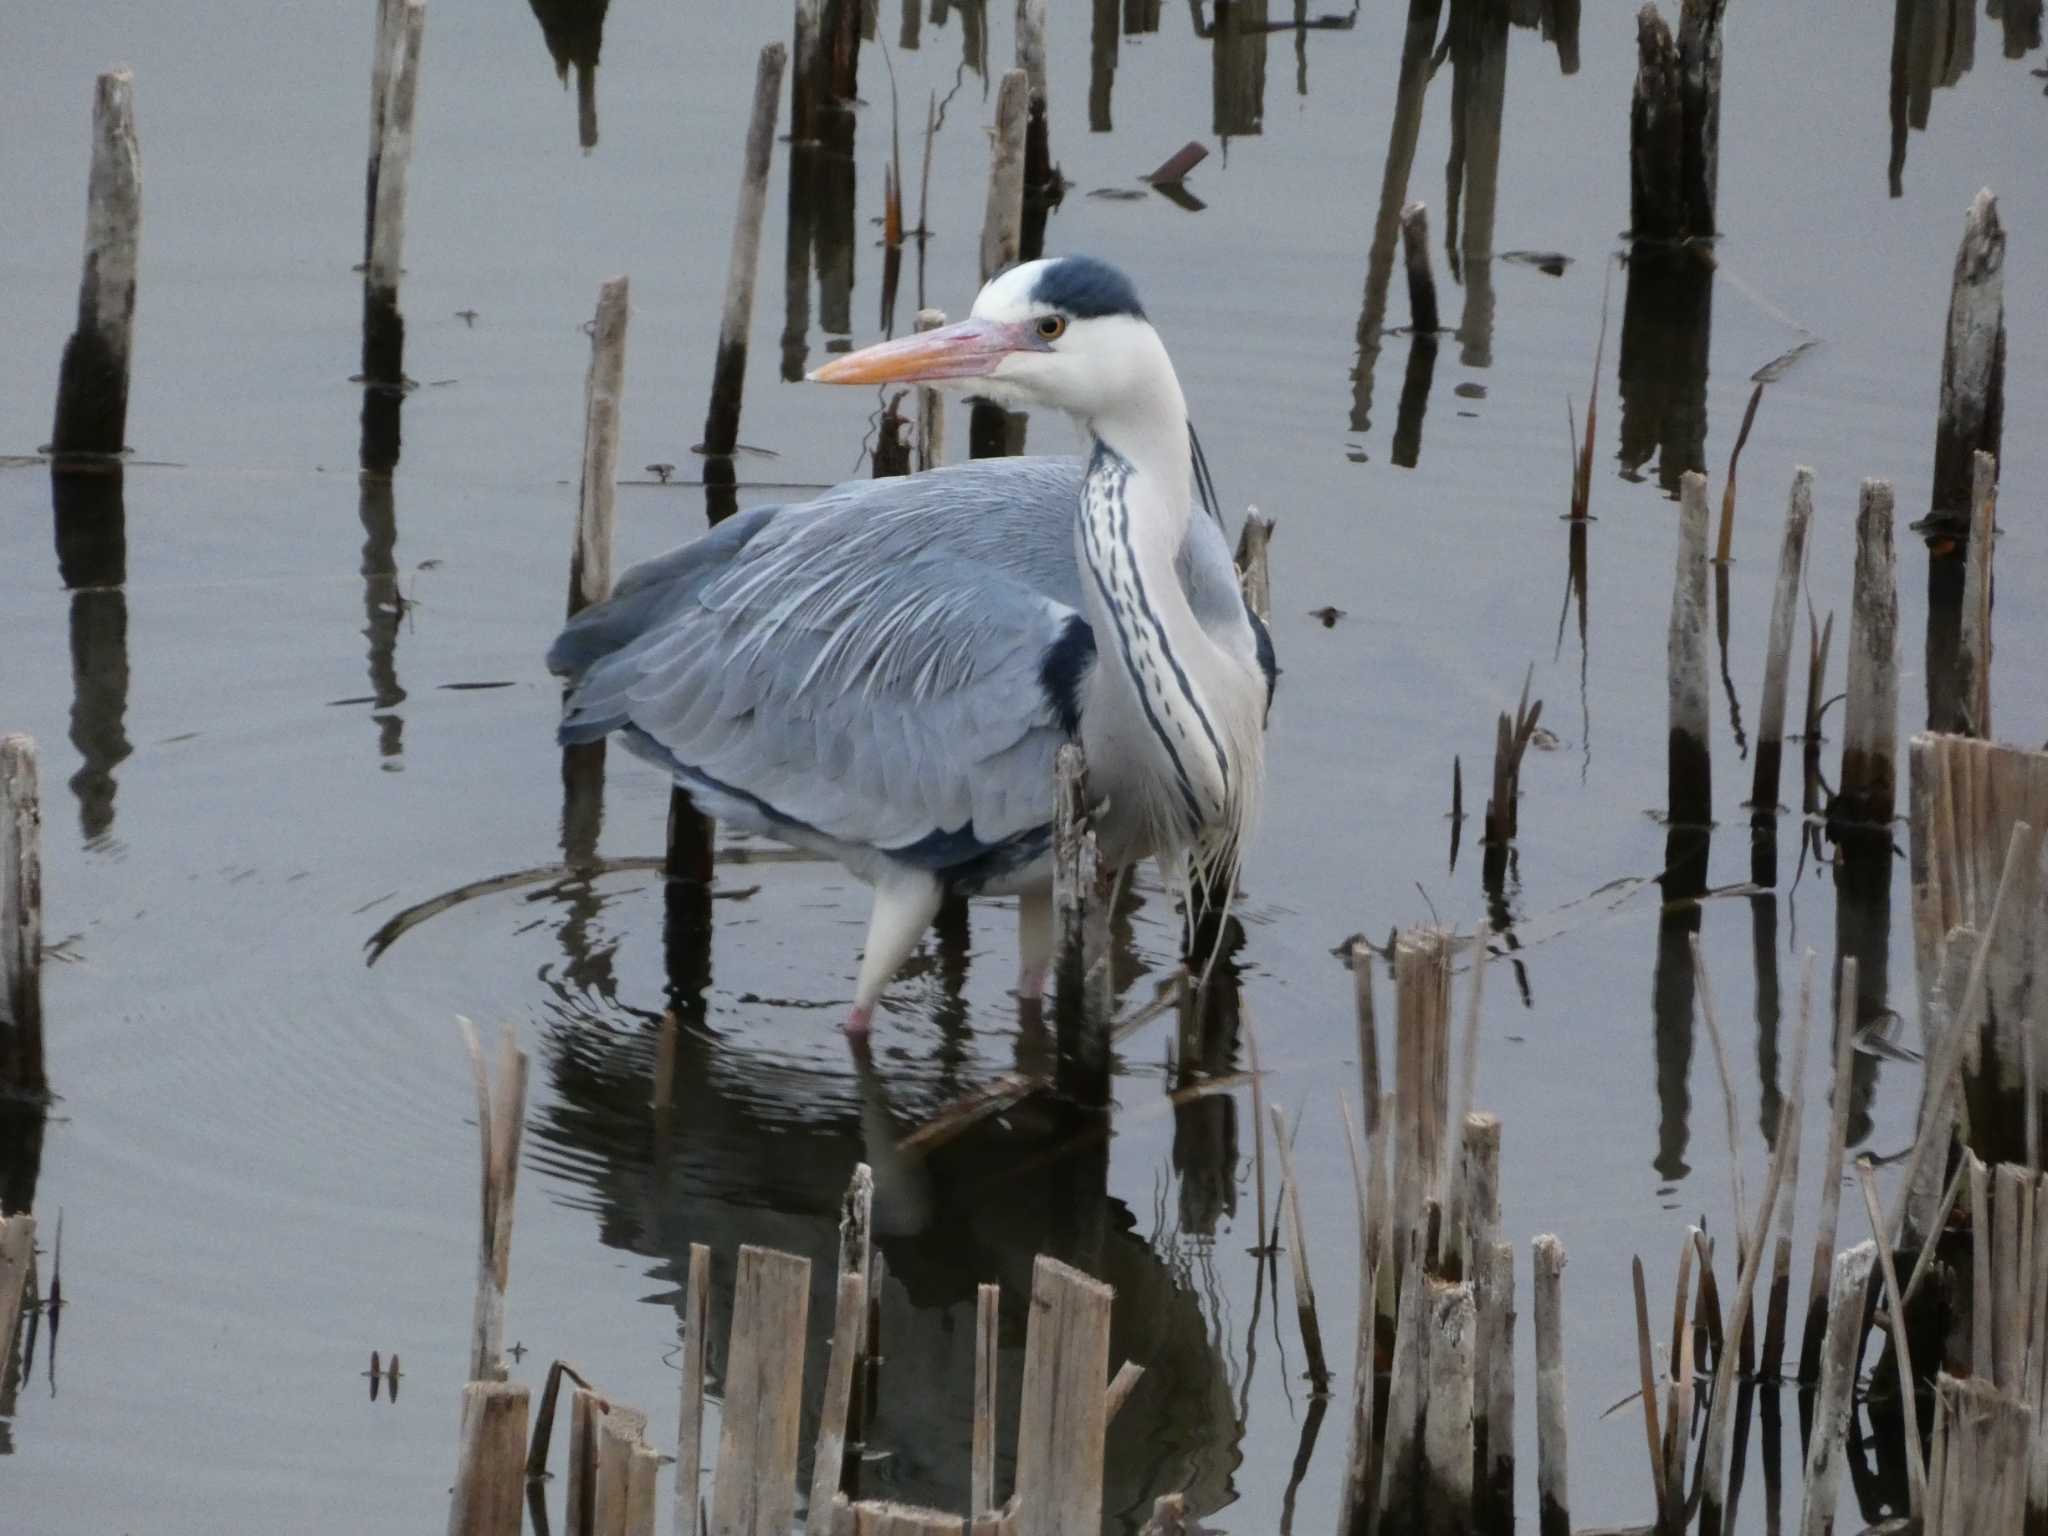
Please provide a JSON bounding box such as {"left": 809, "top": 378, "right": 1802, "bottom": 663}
{"left": 1016, "top": 885, "right": 1054, "bottom": 1001}
{"left": 846, "top": 869, "right": 946, "bottom": 1038}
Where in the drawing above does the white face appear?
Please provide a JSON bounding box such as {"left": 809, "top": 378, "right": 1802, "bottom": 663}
{"left": 964, "top": 262, "right": 1160, "bottom": 419}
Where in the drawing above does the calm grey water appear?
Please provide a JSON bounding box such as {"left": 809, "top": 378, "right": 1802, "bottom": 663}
{"left": 3, "top": 1, "right": 2045, "bottom": 1530}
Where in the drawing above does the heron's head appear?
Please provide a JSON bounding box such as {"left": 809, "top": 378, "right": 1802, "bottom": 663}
{"left": 809, "top": 256, "right": 1166, "bottom": 420}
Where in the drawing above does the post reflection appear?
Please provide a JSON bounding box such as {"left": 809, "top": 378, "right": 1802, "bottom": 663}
{"left": 359, "top": 384, "right": 407, "bottom": 765}
{"left": 525, "top": 0, "right": 610, "bottom": 151}
{"left": 51, "top": 468, "right": 131, "bottom": 847}
{"left": 526, "top": 872, "right": 1238, "bottom": 1521}
{"left": 1444, "top": 0, "right": 1507, "bottom": 367}
{"left": 1198, "top": 1, "right": 1272, "bottom": 143}
{"left": 1090, "top": 0, "right": 1119, "bottom": 130}
{"left": 1617, "top": 241, "right": 1713, "bottom": 495}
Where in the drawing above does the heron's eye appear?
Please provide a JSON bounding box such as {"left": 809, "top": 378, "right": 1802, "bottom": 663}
{"left": 1035, "top": 315, "right": 1067, "bottom": 341}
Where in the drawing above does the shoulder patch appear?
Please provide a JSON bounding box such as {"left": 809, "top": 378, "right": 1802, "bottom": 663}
{"left": 1039, "top": 614, "right": 1096, "bottom": 736}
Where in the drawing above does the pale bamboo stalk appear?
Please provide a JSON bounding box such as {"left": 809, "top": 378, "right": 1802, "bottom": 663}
{"left": 1838, "top": 479, "right": 1900, "bottom": 828}
{"left": 363, "top": 0, "right": 400, "bottom": 264}
{"left": 1931, "top": 190, "right": 2005, "bottom": 530}
{"left": 703, "top": 44, "right": 788, "bottom": 459}
{"left": 1271, "top": 1103, "right": 1330, "bottom": 1386}
{"left": 1338, "top": 1088, "right": 1371, "bottom": 1310}
{"left": 1997, "top": 1163, "right": 2028, "bottom": 1393}
{"left": 569, "top": 276, "right": 630, "bottom": 617}
{"left": 1421, "top": 1281, "right": 1477, "bottom": 1536}
{"left": 448, "top": 1381, "right": 529, "bottom": 1536}
{"left": 676, "top": 1244, "right": 710, "bottom": 1536}
{"left": 597, "top": 1404, "right": 651, "bottom": 1534}
{"left": 51, "top": 70, "right": 143, "bottom": 455}
{"left": 1441, "top": 939, "right": 1491, "bottom": 1260}
{"left": 1103, "top": 1361, "right": 1144, "bottom": 1424}
{"left": 362, "top": 0, "right": 426, "bottom": 383}
{"left": 625, "top": 1442, "right": 661, "bottom": 1536}
{"left": 710, "top": 1246, "right": 811, "bottom": 1536}
{"left": 1669, "top": 470, "right": 1713, "bottom": 824}
{"left": 978, "top": 72, "right": 1028, "bottom": 281}
{"left": 914, "top": 309, "right": 946, "bottom": 470}
{"left": 0, "top": 1214, "right": 37, "bottom": 1403}
{"left": 1972, "top": 1154, "right": 1993, "bottom": 1382}
{"left": 1762, "top": 952, "right": 1817, "bottom": 1380}
{"left": 1800, "top": 956, "right": 1860, "bottom": 1383}
{"left": 1796, "top": 1241, "right": 1877, "bottom": 1536}
{"left": 1532, "top": 1235, "right": 1570, "bottom": 1536}
{"left": 1630, "top": 1257, "right": 1668, "bottom": 1529}
{"left": 1751, "top": 467, "right": 1816, "bottom": 812}
{"left": 1336, "top": 1251, "right": 1380, "bottom": 1536}
{"left": 806, "top": 1270, "right": 868, "bottom": 1534}
{"left": 1013, "top": 1257, "right": 1111, "bottom": 1536}
{"left": 458, "top": 1018, "right": 528, "bottom": 1383}
{"left": 1378, "top": 1229, "right": 1430, "bottom": 1520}
{"left": 972, "top": 1282, "right": 998, "bottom": 1516}
{"left": 1481, "top": 1238, "right": 1515, "bottom": 1536}
{"left": 1859, "top": 1160, "right": 1927, "bottom": 1518}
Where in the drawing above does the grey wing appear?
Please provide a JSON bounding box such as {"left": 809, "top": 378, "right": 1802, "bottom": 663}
{"left": 551, "top": 458, "right": 1095, "bottom": 873}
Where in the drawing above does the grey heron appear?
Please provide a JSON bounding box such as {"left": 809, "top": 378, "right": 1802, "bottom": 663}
{"left": 548, "top": 256, "right": 1276, "bottom": 1037}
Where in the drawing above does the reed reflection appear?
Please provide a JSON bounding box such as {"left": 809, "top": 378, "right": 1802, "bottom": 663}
{"left": 1653, "top": 739, "right": 1712, "bottom": 1181}
{"left": 526, "top": 0, "right": 609, "bottom": 151}
{"left": 1444, "top": 0, "right": 1507, "bottom": 367}
{"left": 51, "top": 468, "right": 131, "bottom": 847}
{"left": 1195, "top": 0, "right": 1271, "bottom": 142}
{"left": 359, "top": 384, "right": 407, "bottom": 765}
{"left": 1617, "top": 241, "right": 1713, "bottom": 495}
{"left": 1091, "top": 0, "right": 1120, "bottom": 129}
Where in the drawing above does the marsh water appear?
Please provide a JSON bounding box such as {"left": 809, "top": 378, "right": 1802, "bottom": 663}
{"left": 5, "top": 2, "right": 2047, "bottom": 1530}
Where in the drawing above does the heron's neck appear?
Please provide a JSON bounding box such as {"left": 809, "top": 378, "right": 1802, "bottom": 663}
{"left": 1074, "top": 365, "right": 1233, "bottom": 853}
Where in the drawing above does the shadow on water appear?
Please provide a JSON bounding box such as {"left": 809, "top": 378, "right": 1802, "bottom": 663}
{"left": 1653, "top": 707, "right": 1713, "bottom": 1181}
{"left": 51, "top": 467, "right": 131, "bottom": 848}
{"left": 526, "top": 0, "right": 611, "bottom": 151}
{"left": 360, "top": 382, "right": 408, "bottom": 765}
{"left": 522, "top": 873, "right": 1241, "bottom": 1521}
{"left": 1617, "top": 240, "right": 1713, "bottom": 496}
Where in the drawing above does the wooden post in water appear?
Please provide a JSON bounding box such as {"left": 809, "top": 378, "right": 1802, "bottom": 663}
{"left": 1833, "top": 479, "right": 1898, "bottom": 839}
{"left": 458, "top": 1018, "right": 529, "bottom": 1382}
{"left": 569, "top": 277, "right": 629, "bottom": 618}
{"left": 914, "top": 309, "right": 946, "bottom": 470}
{"left": 1013, "top": 1257, "right": 1112, "bottom": 1536}
{"left": 703, "top": 44, "right": 788, "bottom": 461}
{"left": 1796, "top": 1242, "right": 1875, "bottom": 1535}
{"left": 51, "top": 70, "right": 142, "bottom": 459}
{"left": 1926, "top": 1374, "right": 2032, "bottom": 1533}
{"left": 1628, "top": 0, "right": 1723, "bottom": 239}
{"left": 448, "top": 1380, "right": 530, "bottom": 1536}
{"left": 1532, "top": 1235, "right": 1570, "bottom": 1536}
{"left": 1052, "top": 746, "right": 1110, "bottom": 1099}
{"left": 806, "top": 1271, "right": 868, "bottom": 1535}
{"left": 791, "top": 0, "right": 823, "bottom": 142}
{"left": 0, "top": 1214, "right": 36, "bottom": 1396}
{"left": 1378, "top": 1228, "right": 1429, "bottom": 1522}
{"left": 1749, "top": 467, "right": 1814, "bottom": 836}
{"left": 1392, "top": 930, "right": 1452, "bottom": 1267}
{"left": 1480, "top": 1239, "right": 1515, "bottom": 1536}
{"left": 1930, "top": 190, "right": 2005, "bottom": 534}
{"left": 979, "top": 72, "right": 1029, "bottom": 282}
{"left": 362, "top": 0, "right": 426, "bottom": 388}
{"left": 676, "top": 1243, "right": 711, "bottom": 1536}
{"left": 1957, "top": 450, "right": 1997, "bottom": 739}
{"left": 971, "top": 1282, "right": 998, "bottom": 1517}
{"left": 1421, "top": 1281, "right": 1477, "bottom": 1536}
{"left": 711, "top": 1246, "right": 811, "bottom": 1536}
{"left": 0, "top": 738, "right": 43, "bottom": 1100}
{"left": 363, "top": 0, "right": 400, "bottom": 264}
{"left": 1668, "top": 471, "right": 1712, "bottom": 827}
{"left": 1675, "top": 0, "right": 1726, "bottom": 237}
{"left": 1015, "top": 0, "right": 1052, "bottom": 196}
{"left": 1399, "top": 202, "right": 1439, "bottom": 334}
{"left": 837, "top": 1161, "right": 876, "bottom": 1457}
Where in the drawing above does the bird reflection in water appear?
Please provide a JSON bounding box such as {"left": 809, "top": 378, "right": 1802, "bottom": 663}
{"left": 523, "top": 861, "right": 1242, "bottom": 1521}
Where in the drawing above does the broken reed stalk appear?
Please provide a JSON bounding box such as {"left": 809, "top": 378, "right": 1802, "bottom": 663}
{"left": 1442, "top": 952, "right": 1491, "bottom": 1261}
{"left": 702, "top": 43, "right": 788, "bottom": 461}
{"left": 593, "top": 1403, "right": 653, "bottom": 1533}
{"left": 457, "top": 1018, "right": 529, "bottom": 1382}
{"left": 1393, "top": 930, "right": 1452, "bottom": 1269}
{"left": 914, "top": 309, "right": 946, "bottom": 470}
{"left": 448, "top": 1380, "right": 530, "bottom": 1536}
{"left": 361, "top": 0, "right": 426, "bottom": 387}
{"left": 1930, "top": 189, "right": 2005, "bottom": 533}
{"left": 1336, "top": 1245, "right": 1379, "bottom": 1536}
{"left": 1104, "top": 1361, "right": 1144, "bottom": 1425}
{"left": 972, "top": 1282, "right": 998, "bottom": 1517}
{"left": 1760, "top": 953, "right": 1816, "bottom": 1382}
{"left": 1697, "top": 1060, "right": 1805, "bottom": 1535}
{"left": 1713, "top": 382, "right": 1762, "bottom": 565}
{"left": 1887, "top": 820, "right": 2038, "bottom": 1247}
{"left": 1270, "top": 1104, "right": 1331, "bottom": 1389}
{"left": 1927, "top": 1373, "right": 2031, "bottom": 1533}
{"left": 51, "top": 70, "right": 142, "bottom": 457}
{"left": 1013, "top": 1257, "right": 1112, "bottom": 1536}
{"left": 1669, "top": 471, "right": 1713, "bottom": 826}
{"left": 568, "top": 277, "right": 629, "bottom": 618}
{"left": 710, "top": 1246, "right": 810, "bottom": 1535}
{"left": 1798, "top": 956, "right": 1859, "bottom": 1384}
{"left": 1484, "top": 679, "right": 1539, "bottom": 848}
{"left": 0, "top": 737, "right": 44, "bottom": 1098}
{"left": 1421, "top": 1281, "right": 1478, "bottom": 1536}
{"left": 1957, "top": 450, "right": 1996, "bottom": 738}
{"left": 1532, "top": 1234, "right": 1570, "bottom": 1536}
{"left": 1480, "top": 1238, "right": 1515, "bottom": 1535}
{"left": 1399, "top": 202, "right": 1439, "bottom": 334}
{"left": 1630, "top": 1257, "right": 1669, "bottom": 1528}
{"left": 1628, "top": 0, "right": 1723, "bottom": 239}
{"left": 1750, "top": 467, "right": 1815, "bottom": 817}
{"left": 805, "top": 1270, "right": 868, "bottom": 1535}
{"left": 675, "top": 1243, "right": 710, "bottom": 1536}
{"left": 979, "top": 71, "right": 1029, "bottom": 280}
{"left": 363, "top": 0, "right": 400, "bottom": 265}
{"left": 1795, "top": 1241, "right": 1877, "bottom": 1536}
{"left": 1857, "top": 1161, "right": 1927, "bottom": 1518}
{"left": 1378, "top": 1229, "right": 1430, "bottom": 1521}
{"left": 1834, "top": 478, "right": 1898, "bottom": 834}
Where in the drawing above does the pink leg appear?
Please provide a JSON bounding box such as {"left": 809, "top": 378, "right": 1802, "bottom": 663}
{"left": 843, "top": 1003, "right": 874, "bottom": 1040}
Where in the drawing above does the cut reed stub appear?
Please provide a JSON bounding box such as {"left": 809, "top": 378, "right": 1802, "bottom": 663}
{"left": 1927, "top": 189, "right": 2005, "bottom": 538}
{"left": 1829, "top": 479, "right": 1899, "bottom": 845}
{"left": 51, "top": 70, "right": 142, "bottom": 460}
{"left": 0, "top": 736, "right": 44, "bottom": 1099}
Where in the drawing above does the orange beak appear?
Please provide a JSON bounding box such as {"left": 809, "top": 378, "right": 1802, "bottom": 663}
{"left": 807, "top": 317, "right": 1032, "bottom": 385}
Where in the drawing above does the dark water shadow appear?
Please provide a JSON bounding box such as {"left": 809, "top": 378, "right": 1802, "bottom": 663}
{"left": 1194, "top": 0, "right": 1272, "bottom": 144}
{"left": 51, "top": 467, "right": 131, "bottom": 848}
{"left": 1617, "top": 241, "right": 1714, "bottom": 496}
{"left": 359, "top": 385, "right": 407, "bottom": 764}
{"left": 526, "top": 0, "right": 610, "bottom": 151}
{"left": 1888, "top": 0, "right": 2042, "bottom": 196}
{"left": 520, "top": 873, "right": 1240, "bottom": 1521}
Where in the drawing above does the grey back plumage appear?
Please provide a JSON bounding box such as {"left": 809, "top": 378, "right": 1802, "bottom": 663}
{"left": 550, "top": 455, "right": 1264, "bottom": 880}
